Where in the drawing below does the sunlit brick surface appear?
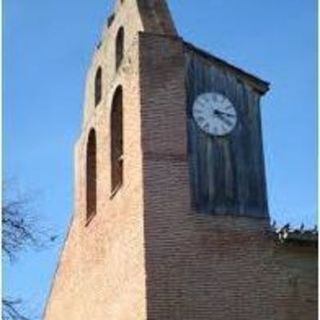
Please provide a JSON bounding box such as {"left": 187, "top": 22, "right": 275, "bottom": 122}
{"left": 45, "top": 1, "right": 317, "bottom": 319}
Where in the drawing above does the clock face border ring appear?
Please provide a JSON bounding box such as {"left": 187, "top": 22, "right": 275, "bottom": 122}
{"left": 192, "top": 92, "right": 238, "bottom": 137}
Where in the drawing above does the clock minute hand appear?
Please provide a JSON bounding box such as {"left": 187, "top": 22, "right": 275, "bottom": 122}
{"left": 214, "top": 109, "right": 235, "bottom": 118}
{"left": 214, "top": 112, "right": 232, "bottom": 126}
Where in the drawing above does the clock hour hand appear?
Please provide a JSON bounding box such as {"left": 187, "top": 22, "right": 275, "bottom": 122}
{"left": 214, "top": 109, "right": 235, "bottom": 118}
{"left": 214, "top": 111, "right": 233, "bottom": 126}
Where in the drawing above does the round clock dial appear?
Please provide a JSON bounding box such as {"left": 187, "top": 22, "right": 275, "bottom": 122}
{"left": 192, "top": 92, "right": 237, "bottom": 136}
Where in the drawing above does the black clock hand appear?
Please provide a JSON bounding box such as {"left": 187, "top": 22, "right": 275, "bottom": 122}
{"left": 214, "top": 109, "right": 235, "bottom": 118}
{"left": 215, "top": 112, "right": 232, "bottom": 126}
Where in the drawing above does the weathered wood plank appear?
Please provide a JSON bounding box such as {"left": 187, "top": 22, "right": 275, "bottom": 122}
{"left": 185, "top": 49, "right": 269, "bottom": 218}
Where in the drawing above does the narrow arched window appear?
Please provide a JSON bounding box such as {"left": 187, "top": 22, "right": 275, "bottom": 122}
{"left": 111, "top": 86, "right": 123, "bottom": 195}
{"left": 86, "top": 129, "right": 97, "bottom": 221}
{"left": 116, "top": 27, "right": 124, "bottom": 70}
{"left": 95, "top": 67, "right": 102, "bottom": 106}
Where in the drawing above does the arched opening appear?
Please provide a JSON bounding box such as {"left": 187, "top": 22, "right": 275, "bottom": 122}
{"left": 115, "top": 27, "right": 124, "bottom": 70}
{"left": 86, "top": 129, "right": 97, "bottom": 221}
{"left": 111, "top": 86, "right": 123, "bottom": 195}
{"left": 95, "top": 67, "right": 102, "bottom": 106}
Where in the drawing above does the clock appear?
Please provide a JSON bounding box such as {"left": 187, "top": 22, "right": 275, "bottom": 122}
{"left": 192, "top": 92, "right": 237, "bottom": 136}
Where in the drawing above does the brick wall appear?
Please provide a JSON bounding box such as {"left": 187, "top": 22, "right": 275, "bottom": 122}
{"left": 45, "top": 1, "right": 148, "bottom": 318}
{"left": 44, "top": 1, "right": 182, "bottom": 319}
{"left": 45, "top": 35, "right": 147, "bottom": 320}
{"left": 138, "top": 31, "right": 317, "bottom": 319}
{"left": 273, "top": 243, "right": 318, "bottom": 320}
{"left": 44, "top": 1, "right": 317, "bottom": 319}
{"left": 138, "top": 33, "right": 276, "bottom": 320}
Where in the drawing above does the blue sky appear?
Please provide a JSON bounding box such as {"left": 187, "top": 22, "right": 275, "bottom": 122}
{"left": 3, "top": 0, "right": 317, "bottom": 318}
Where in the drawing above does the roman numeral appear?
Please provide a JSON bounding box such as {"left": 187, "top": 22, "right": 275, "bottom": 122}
{"left": 220, "top": 117, "right": 232, "bottom": 127}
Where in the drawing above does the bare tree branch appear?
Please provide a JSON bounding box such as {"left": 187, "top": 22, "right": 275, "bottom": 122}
{"left": 3, "top": 198, "right": 37, "bottom": 261}
{"left": 2, "top": 183, "right": 58, "bottom": 319}
{"left": 2, "top": 190, "right": 56, "bottom": 262}
{"left": 2, "top": 298, "right": 31, "bottom": 320}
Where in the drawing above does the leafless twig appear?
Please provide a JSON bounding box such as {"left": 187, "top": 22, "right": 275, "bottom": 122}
{"left": 2, "top": 298, "right": 31, "bottom": 320}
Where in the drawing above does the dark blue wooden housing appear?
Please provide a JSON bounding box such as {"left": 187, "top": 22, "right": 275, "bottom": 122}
{"left": 185, "top": 43, "right": 270, "bottom": 219}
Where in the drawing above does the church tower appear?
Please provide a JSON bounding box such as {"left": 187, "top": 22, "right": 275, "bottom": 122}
{"left": 45, "top": 1, "right": 277, "bottom": 319}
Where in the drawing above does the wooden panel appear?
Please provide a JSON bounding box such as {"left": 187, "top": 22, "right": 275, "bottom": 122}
{"left": 185, "top": 50, "right": 269, "bottom": 218}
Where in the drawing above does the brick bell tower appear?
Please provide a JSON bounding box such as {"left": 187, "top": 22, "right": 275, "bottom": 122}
{"left": 45, "top": 1, "right": 276, "bottom": 319}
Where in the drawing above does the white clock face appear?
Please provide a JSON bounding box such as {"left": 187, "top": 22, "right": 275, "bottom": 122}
{"left": 193, "top": 92, "right": 237, "bottom": 136}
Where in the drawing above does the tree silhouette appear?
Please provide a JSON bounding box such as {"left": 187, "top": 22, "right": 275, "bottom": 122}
{"left": 2, "top": 186, "right": 57, "bottom": 320}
